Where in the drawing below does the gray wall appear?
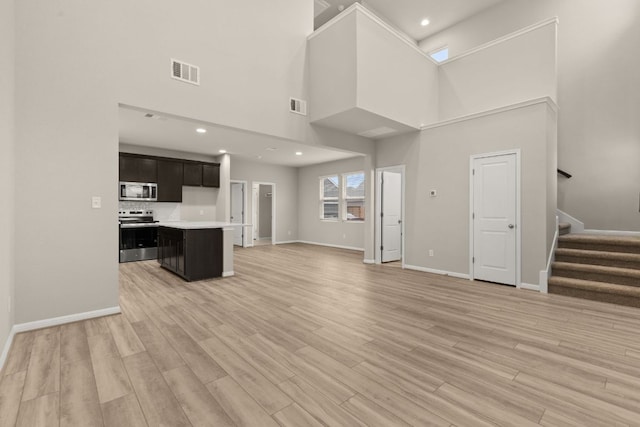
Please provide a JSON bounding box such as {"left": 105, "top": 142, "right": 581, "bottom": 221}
{"left": 377, "top": 101, "right": 556, "bottom": 285}
{"left": 230, "top": 158, "right": 299, "bottom": 244}
{"left": 13, "top": 0, "right": 312, "bottom": 324}
{"left": 420, "top": 0, "right": 640, "bottom": 231}
{"left": 0, "top": 0, "right": 15, "bottom": 345}
{"left": 258, "top": 185, "right": 273, "bottom": 239}
{"left": 298, "top": 157, "right": 366, "bottom": 250}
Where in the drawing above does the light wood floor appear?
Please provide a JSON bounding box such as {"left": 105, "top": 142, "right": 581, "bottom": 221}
{"left": 3, "top": 244, "right": 640, "bottom": 426}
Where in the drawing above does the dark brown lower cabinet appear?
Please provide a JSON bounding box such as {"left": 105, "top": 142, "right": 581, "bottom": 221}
{"left": 157, "top": 226, "right": 223, "bottom": 281}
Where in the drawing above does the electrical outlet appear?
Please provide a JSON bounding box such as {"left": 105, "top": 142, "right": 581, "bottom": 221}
{"left": 91, "top": 196, "right": 101, "bottom": 209}
{"left": 429, "top": 249, "right": 434, "bottom": 257}
{"left": 288, "top": 230, "right": 292, "bottom": 236}
{"left": 343, "top": 233, "right": 347, "bottom": 239}
{"left": 199, "top": 210, "right": 204, "bottom": 215}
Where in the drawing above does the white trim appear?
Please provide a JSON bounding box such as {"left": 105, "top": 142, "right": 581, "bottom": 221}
{"left": 520, "top": 283, "right": 541, "bottom": 292}
{"left": 275, "top": 240, "right": 298, "bottom": 245}
{"left": 439, "top": 17, "right": 559, "bottom": 65}
{"left": 422, "top": 97, "right": 558, "bottom": 131}
{"left": 470, "top": 150, "right": 522, "bottom": 288}
{"left": 374, "top": 165, "right": 406, "bottom": 266}
{"left": 230, "top": 180, "right": 248, "bottom": 247}
{"left": 222, "top": 271, "right": 234, "bottom": 278}
{"left": 581, "top": 229, "right": 640, "bottom": 237}
{"left": 0, "top": 330, "right": 15, "bottom": 372}
{"left": 557, "top": 209, "right": 584, "bottom": 234}
{"left": 297, "top": 240, "right": 364, "bottom": 252}
{"left": 308, "top": 4, "right": 437, "bottom": 63}
{"left": 540, "top": 218, "right": 559, "bottom": 294}
{"left": 363, "top": 259, "right": 376, "bottom": 264}
{"left": 12, "top": 306, "right": 121, "bottom": 334}
{"left": 404, "top": 264, "right": 470, "bottom": 280}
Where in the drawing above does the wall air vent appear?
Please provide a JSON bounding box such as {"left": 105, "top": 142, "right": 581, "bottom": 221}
{"left": 289, "top": 97, "right": 307, "bottom": 116}
{"left": 171, "top": 59, "right": 200, "bottom": 85}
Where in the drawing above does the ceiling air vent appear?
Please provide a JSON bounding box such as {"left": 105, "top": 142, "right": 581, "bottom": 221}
{"left": 289, "top": 98, "right": 307, "bottom": 116}
{"left": 171, "top": 59, "right": 200, "bottom": 85}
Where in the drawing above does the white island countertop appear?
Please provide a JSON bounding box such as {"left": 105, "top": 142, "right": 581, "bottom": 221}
{"left": 157, "top": 221, "right": 246, "bottom": 229}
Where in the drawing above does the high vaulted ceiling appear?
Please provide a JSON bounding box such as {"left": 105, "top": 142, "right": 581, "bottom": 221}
{"left": 315, "top": 0, "right": 508, "bottom": 41}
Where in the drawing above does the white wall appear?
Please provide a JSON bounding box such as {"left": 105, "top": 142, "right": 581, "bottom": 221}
{"left": 0, "top": 0, "right": 15, "bottom": 347}
{"left": 356, "top": 8, "right": 439, "bottom": 128}
{"left": 377, "top": 101, "right": 556, "bottom": 286}
{"left": 298, "top": 157, "right": 366, "bottom": 250}
{"left": 438, "top": 21, "right": 557, "bottom": 120}
{"left": 230, "top": 158, "right": 299, "bottom": 244}
{"left": 14, "top": 0, "right": 313, "bottom": 324}
{"left": 420, "top": 0, "right": 640, "bottom": 231}
{"left": 309, "top": 11, "right": 357, "bottom": 122}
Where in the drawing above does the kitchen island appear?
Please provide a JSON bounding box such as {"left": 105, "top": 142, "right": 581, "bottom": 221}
{"left": 156, "top": 221, "right": 235, "bottom": 281}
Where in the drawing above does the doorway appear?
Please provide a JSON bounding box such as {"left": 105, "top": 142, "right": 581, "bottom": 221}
{"left": 252, "top": 182, "right": 275, "bottom": 246}
{"left": 470, "top": 150, "right": 520, "bottom": 287}
{"left": 230, "top": 181, "right": 246, "bottom": 247}
{"left": 375, "top": 166, "right": 405, "bottom": 264}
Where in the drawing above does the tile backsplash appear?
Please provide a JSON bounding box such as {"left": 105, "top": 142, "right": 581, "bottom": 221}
{"left": 118, "top": 201, "right": 181, "bottom": 221}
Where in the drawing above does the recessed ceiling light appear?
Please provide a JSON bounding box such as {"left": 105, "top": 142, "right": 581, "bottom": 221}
{"left": 196, "top": 128, "right": 207, "bottom": 134}
{"left": 295, "top": 151, "right": 303, "bottom": 156}
{"left": 421, "top": 18, "right": 430, "bottom": 27}
{"left": 218, "top": 149, "right": 227, "bottom": 154}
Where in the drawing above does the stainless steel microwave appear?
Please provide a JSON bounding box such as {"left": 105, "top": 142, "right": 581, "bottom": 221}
{"left": 119, "top": 182, "right": 157, "bottom": 201}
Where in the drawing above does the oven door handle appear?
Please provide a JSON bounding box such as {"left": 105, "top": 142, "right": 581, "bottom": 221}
{"left": 119, "top": 223, "right": 159, "bottom": 229}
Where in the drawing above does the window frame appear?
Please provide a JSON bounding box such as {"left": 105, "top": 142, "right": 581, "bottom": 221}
{"left": 342, "top": 171, "right": 365, "bottom": 222}
{"left": 319, "top": 174, "right": 340, "bottom": 221}
{"left": 429, "top": 45, "right": 449, "bottom": 63}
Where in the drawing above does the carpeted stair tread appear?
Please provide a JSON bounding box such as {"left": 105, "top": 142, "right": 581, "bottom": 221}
{"left": 549, "top": 277, "right": 640, "bottom": 308}
{"left": 558, "top": 234, "right": 640, "bottom": 254}
{"left": 558, "top": 222, "right": 571, "bottom": 236}
{"left": 555, "top": 248, "right": 640, "bottom": 270}
{"left": 552, "top": 261, "right": 640, "bottom": 287}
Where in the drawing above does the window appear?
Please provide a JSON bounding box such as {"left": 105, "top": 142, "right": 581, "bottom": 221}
{"left": 320, "top": 175, "right": 339, "bottom": 220}
{"left": 429, "top": 46, "right": 449, "bottom": 63}
{"left": 344, "top": 172, "right": 365, "bottom": 221}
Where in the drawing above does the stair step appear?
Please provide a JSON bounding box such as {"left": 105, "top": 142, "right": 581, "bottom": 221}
{"left": 558, "top": 222, "right": 571, "bottom": 236}
{"left": 552, "top": 262, "right": 640, "bottom": 287}
{"left": 558, "top": 234, "right": 640, "bottom": 254}
{"left": 555, "top": 248, "right": 640, "bottom": 271}
{"left": 548, "top": 276, "right": 640, "bottom": 308}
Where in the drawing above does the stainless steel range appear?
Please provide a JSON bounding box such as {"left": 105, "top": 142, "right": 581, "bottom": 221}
{"left": 119, "top": 210, "right": 158, "bottom": 262}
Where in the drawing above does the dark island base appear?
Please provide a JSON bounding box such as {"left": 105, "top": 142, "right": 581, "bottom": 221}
{"left": 157, "top": 226, "right": 223, "bottom": 281}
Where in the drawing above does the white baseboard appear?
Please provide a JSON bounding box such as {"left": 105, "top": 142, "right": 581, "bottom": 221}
{"left": 582, "top": 229, "right": 640, "bottom": 237}
{"left": 557, "top": 209, "right": 584, "bottom": 233}
{"left": 296, "top": 241, "right": 365, "bottom": 252}
{"left": 275, "top": 240, "right": 298, "bottom": 245}
{"left": 0, "top": 330, "right": 15, "bottom": 373}
{"left": 222, "top": 271, "right": 234, "bottom": 277}
{"left": 12, "top": 306, "right": 121, "bottom": 334}
{"left": 1, "top": 305, "right": 121, "bottom": 371}
{"left": 520, "top": 282, "right": 541, "bottom": 292}
{"left": 363, "top": 259, "right": 376, "bottom": 264}
{"left": 404, "top": 264, "right": 470, "bottom": 280}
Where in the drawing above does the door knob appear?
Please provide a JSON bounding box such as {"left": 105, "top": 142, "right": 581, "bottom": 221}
{"left": 508, "top": 224, "right": 515, "bottom": 229}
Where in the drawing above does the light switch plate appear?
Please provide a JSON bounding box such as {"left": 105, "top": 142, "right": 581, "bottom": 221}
{"left": 91, "top": 196, "right": 101, "bottom": 209}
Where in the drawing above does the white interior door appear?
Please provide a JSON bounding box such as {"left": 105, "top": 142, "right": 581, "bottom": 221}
{"left": 252, "top": 184, "right": 259, "bottom": 241}
{"left": 231, "top": 182, "right": 244, "bottom": 246}
{"left": 381, "top": 171, "right": 402, "bottom": 262}
{"left": 472, "top": 153, "right": 517, "bottom": 286}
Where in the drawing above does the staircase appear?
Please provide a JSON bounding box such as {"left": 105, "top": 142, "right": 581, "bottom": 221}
{"left": 549, "top": 233, "right": 640, "bottom": 307}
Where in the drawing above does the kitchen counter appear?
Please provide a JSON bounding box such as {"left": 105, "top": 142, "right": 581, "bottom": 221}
{"left": 157, "top": 221, "right": 242, "bottom": 229}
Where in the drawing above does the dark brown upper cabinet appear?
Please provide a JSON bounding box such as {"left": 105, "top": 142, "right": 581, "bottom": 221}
{"left": 157, "top": 159, "right": 183, "bottom": 202}
{"left": 183, "top": 161, "right": 220, "bottom": 188}
{"left": 183, "top": 162, "right": 203, "bottom": 187}
{"left": 119, "top": 154, "right": 157, "bottom": 183}
{"left": 202, "top": 164, "right": 220, "bottom": 188}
